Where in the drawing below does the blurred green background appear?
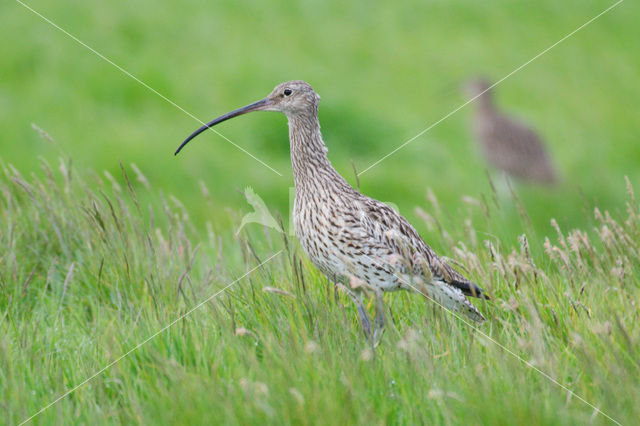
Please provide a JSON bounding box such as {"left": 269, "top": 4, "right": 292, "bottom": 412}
{"left": 2, "top": 0, "right": 638, "bottom": 239}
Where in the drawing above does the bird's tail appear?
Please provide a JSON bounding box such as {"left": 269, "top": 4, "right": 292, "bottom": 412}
{"left": 423, "top": 280, "right": 486, "bottom": 323}
{"left": 448, "top": 279, "right": 490, "bottom": 300}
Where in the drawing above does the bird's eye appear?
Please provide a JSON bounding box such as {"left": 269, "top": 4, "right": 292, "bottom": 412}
{"left": 284, "top": 89, "right": 292, "bottom": 96}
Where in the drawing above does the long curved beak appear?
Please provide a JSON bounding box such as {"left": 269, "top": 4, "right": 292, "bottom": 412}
{"left": 174, "top": 98, "right": 271, "bottom": 155}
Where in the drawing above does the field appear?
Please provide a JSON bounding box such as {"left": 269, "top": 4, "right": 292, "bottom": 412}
{"left": 2, "top": 0, "right": 639, "bottom": 424}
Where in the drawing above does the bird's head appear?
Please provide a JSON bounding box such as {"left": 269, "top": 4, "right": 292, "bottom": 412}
{"left": 175, "top": 80, "right": 320, "bottom": 155}
{"left": 266, "top": 80, "right": 321, "bottom": 115}
{"left": 463, "top": 77, "right": 492, "bottom": 99}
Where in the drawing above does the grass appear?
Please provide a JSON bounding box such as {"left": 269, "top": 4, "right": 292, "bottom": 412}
{"left": 1, "top": 159, "right": 638, "bottom": 425}
{"left": 2, "top": 0, "right": 639, "bottom": 233}
{"left": 2, "top": 0, "right": 640, "bottom": 423}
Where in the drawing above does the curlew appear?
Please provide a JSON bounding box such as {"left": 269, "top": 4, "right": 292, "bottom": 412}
{"left": 176, "top": 81, "right": 488, "bottom": 341}
{"left": 465, "top": 78, "right": 557, "bottom": 184}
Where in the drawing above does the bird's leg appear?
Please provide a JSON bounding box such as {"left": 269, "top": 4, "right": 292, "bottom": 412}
{"left": 349, "top": 290, "right": 372, "bottom": 341}
{"left": 358, "top": 303, "right": 373, "bottom": 342}
{"left": 373, "top": 289, "right": 386, "bottom": 345}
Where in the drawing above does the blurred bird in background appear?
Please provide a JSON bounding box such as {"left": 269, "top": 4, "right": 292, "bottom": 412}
{"left": 465, "top": 78, "right": 558, "bottom": 185}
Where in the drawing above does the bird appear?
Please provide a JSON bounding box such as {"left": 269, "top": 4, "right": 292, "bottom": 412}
{"left": 176, "top": 80, "right": 489, "bottom": 341}
{"left": 465, "top": 78, "right": 557, "bottom": 184}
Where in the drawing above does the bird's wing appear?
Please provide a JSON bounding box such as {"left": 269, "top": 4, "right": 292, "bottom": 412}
{"left": 356, "top": 196, "right": 488, "bottom": 300}
{"left": 499, "top": 117, "right": 548, "bottom": 157}
{"left": 350, "top": 196, "right": 487, "bottom": 323}
{"left": 490, "top": 115, "right": 556, "bottom": 182}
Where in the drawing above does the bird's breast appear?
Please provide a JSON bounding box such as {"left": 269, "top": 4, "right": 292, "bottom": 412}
{"left": 292, "top": 192, "right": 403, "bottom": 291}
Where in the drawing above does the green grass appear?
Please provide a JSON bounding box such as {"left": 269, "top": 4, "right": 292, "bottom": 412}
{"left": 2, "top": 0, "right": 640, "bottom": 424}
{"left": 2, "top": 0, "right": 639, "bottom": 233}
{"left": 1, "top": 159, "right": 639, "bottom": 425}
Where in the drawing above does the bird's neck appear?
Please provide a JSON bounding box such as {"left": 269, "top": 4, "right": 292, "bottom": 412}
{"left": 476, "top": 92, "right": 495, "bottom": 115}
{"left": 287, "top": 112, "right": 350, "bottom": 192}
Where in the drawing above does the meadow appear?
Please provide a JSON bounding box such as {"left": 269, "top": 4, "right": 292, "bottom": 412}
{"left": 1, "top": 0, "right": 639, "bottom": 424}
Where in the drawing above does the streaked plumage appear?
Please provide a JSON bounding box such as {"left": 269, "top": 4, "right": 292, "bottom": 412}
{"left": 467, "top": 78, "right": 557, "bottom": 184}
{"left": 177, "top": 80, "right": 488, "bottom": 340}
